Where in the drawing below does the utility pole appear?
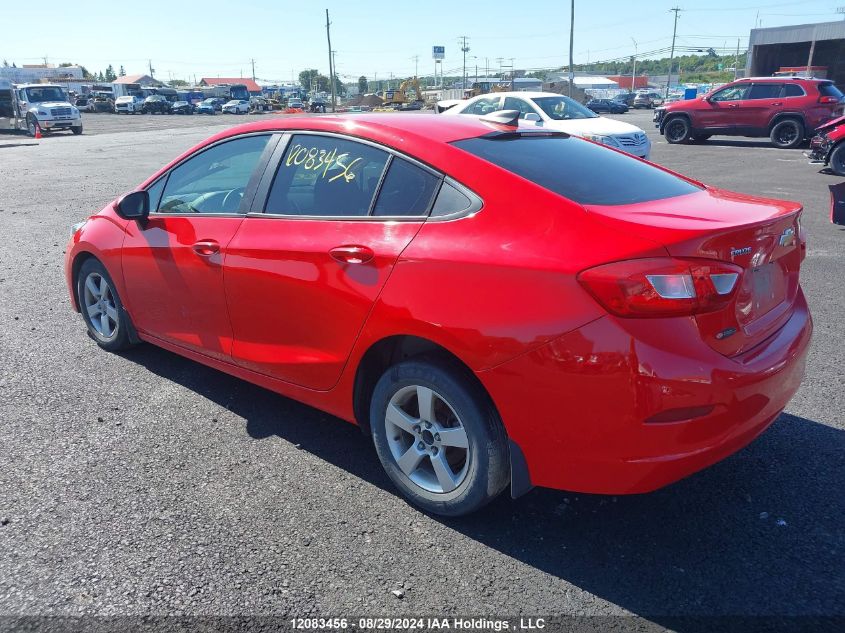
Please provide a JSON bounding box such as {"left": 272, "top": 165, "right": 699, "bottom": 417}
{"left": 325, "top": 9, "right": 336, "bottom": 112}
{"left": 459, "top": 36, "right": 470, "bottom": 92}
{"left": 568, "top": 0, "right": 575, "bottom": 97}
{"left": 735, "top": 38, "right": 740, "bottom": 80}
{"left": 250, "top": 58, "right": 256, "bottom": 82}
{"left": 666, "top": 6, "right": 682, "bottom": 98}
{"left": 631, "top": 38, "right": 637, "bottom": 92}
{"left": 412, "top": 55, "right": 419, "bottom": 77}
{"left": 148, "top": 59, "right": 154, "bottom": 79}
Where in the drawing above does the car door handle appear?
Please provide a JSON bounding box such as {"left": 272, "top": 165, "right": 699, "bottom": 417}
{"left": 192, "top": 240, "right": 220, "bottom": 256}
{"left": 771, "top": 102, "right": 783, "bottom": 106}
{"left": 727, "top": 103, "right": 739, "bottom": 108}
{"left": 329, "top": 245, "right": 374, "bottom": 264}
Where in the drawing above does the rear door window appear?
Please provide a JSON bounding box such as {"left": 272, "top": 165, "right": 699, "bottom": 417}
{"left": 453, "top": 135, "right": 700, "bottom": 206}
{"left": 503, "top": 97, "right": 539, "bottom": 119}
{"left": 461, "top": 96, "right": 502, "bottom": 115}
{"left": 747, "top": 83, "right": 783, "bottom": 99}
{"left": 266, "top": 135, "right": 389, "bottom": 216}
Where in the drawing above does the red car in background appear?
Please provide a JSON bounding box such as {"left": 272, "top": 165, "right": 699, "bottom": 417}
{"left": 655, "top": 76, "right": 844, "bottom": 148}
{"left": 65, "top": 113, "right": 812, "bottom": 516}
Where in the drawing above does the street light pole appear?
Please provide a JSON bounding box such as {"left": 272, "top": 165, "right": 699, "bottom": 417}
{"left": 666, "top": 6, "right": 682, "bottom": 99}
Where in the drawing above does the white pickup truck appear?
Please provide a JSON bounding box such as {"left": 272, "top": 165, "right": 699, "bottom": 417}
{"left": 2, "top": 82, "right": 83, "bottom": 136}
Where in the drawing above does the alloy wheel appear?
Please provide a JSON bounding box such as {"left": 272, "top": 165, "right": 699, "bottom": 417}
{"left": 776, "top": 123, "right": 799, "bottom": 146}
{"left": 83, "top": 272, "right": 119, "bottom": 340}
{"left": 666, "top": 119, "right": 687, "bottom": 142}
{"left": 384, "top": 384, "right": 470, "bottom": 494}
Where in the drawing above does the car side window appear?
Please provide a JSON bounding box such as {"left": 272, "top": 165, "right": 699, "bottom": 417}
{"left": 503, "top": 97, "right": 539, "bottom": 119}
{"left": 156, "top": 134, "right": 270, "bottom": 214}
{"left": 710, "top": 86, "right": 749, "bottom": 102}
{"left": 265, "top": 135, "right": 389, "bottom": 217}
{"left": 372, "top": 158, "right": 441, "bottom": 216}
{"left": 462, "top": 97, "right": 502, "bottom": 115}
{"left": 782, "top": 84, "right": 805, "bottom": 98}
{"left": 145, "top": 177, "right": 166, "bottom": 210}
{"left": 747, "top": 83, "right": 783, "bottom": 100}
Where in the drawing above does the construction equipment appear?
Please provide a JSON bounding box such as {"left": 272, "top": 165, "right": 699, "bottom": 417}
{"left": 381, "top": 77, "right": 423, "bottom": 107}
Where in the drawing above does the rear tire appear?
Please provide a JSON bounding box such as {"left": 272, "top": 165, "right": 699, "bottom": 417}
{"left": 830, "top": 143, "right": 845, "bottom": 177}
{"left": 76, "top": 258, "right": 134, "bottom": 352}
{"left": 370, "top": 357, "right": 510, "bottom": 516}
{"left": 664, "top": 116, "right": 691, "bottom": 144}
{"left": 770, "top": 118, "right": 804, "bottom": 149}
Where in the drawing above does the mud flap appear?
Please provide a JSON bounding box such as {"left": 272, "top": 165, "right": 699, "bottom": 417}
{"left": 830, "top": 182, "right": 845, "bottom": 225}
{"left": 509, "top": 439, "right": 534, "bottom": 499}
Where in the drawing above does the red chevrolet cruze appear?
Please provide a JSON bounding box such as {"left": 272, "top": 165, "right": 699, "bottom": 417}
{"left": 65, "top": 114, "right": 812, "bottom": 516}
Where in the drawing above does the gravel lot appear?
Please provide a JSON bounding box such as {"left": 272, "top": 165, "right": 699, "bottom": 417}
{"left": 0, "top": 110, "right": 843, "bottom": 628}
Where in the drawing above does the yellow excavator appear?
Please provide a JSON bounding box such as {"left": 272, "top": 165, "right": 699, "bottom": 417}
{"left": 381, "top": 77, "right": 423, "bottom": 107}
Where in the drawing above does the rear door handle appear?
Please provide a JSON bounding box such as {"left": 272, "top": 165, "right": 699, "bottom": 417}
{"left": 727, "top": 103, "right": 739, "bottom": 108}
{"left": 329, "top": 245, "right": 374, "bottom": 264}
{"left": 192, "top": 240, "right": 220, "bottom": 256}
{"left": 772, "top": 102, "right": 783, "bottom": 106}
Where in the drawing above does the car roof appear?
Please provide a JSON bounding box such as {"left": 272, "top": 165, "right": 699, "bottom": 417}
{"left": 203, "top": 113, "right": 502, "bottom": 146}
{"left": 735, "top": 76, "right": 829, "bottom": 83}
{"left": 468, "top": 91, "right": 565, "bottom": 100}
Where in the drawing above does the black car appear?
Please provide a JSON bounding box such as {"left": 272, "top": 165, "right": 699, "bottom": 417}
{"left": 614, "top": 92, "right": 636, "bottom": 107}
{"left": 170, "top": 101, "right": 194, "bottom": 115}
{"left": 142, "top": 95, "right": 171, "bottom": 114}
{"left": 586, "top": 98, "right": 628, "bottom": 114}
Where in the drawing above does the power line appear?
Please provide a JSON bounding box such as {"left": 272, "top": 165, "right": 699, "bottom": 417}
{"left": 459, "top": 36, "right": 470, "bottom": 90}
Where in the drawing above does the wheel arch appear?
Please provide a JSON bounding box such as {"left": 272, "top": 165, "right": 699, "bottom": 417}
{"left": 70, "top": 250, "right": 98, "bottom": 313}
{"left": 352, "top": 333, "right": 532, "bottom": 498}
{"left": 768, "top": 112, "right": 806, "bottom": 134}
{"left": 660, "top": 111, "right": 691, "bottom": 133}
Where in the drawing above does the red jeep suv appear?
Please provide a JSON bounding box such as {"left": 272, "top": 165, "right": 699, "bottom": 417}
{"left": 654, "top": 77, "right": 844, "bottom": 148}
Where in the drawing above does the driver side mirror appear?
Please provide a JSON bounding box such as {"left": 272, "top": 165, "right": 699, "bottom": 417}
{"left": 524, "top": 113, "right": 541, "bottom": 123}
{"left": 116, "top": 190, "right": 150, "bottom": 221}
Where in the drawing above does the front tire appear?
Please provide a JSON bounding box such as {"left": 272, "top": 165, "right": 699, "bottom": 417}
{"left": 72, "top": 125, "right": 83, "bottom": 135}
{"left": 664, "top": 116, "right": 691, "bottom": 144}
{"left": 829, "top": 143, "right": 845, "bottom": 176}
{"left": 76, "top": 258, "right": 134, "bottom": 352}
{"left": 770, "top": 118, "right": 804, "bottom": 149}
{"left": 27, "top": 115, "right": 37, "bottom": 137}
{"left": 370, "top": 358, "right": 510, "bottom": 516}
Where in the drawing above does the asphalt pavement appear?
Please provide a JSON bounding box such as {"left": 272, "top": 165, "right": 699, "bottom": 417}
{"left": 0, "top": 110, "right": 842, "bottom": 630}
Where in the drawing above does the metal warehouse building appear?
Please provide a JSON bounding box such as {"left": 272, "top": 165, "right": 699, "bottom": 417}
{"left": 747, "top": 20, "right": 845, "bottom": 87}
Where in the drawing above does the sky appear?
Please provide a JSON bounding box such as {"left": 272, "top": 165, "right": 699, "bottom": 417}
{"left": 2, "top": 0, "right": 842, "bottom": 83}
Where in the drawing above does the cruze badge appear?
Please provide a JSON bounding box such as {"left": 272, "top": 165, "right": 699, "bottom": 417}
{"left": 779, "top": 227, "right": 796, "bottom": 247}
{"left": 730, "top": 246, "right": 752, "bottom": 257}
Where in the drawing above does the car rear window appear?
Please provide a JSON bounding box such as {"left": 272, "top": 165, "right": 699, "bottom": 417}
{"left": 452, "top": 134, "right": 700, "bottom": 206}
{"left": 818, "top": 82, "right": 844, "bottom": 99}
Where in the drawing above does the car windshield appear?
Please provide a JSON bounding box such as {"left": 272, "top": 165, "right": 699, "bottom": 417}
{"left": 201, "top": 99, "right": 215, "bottom": 105}
{"left": 452, "top": 135, "right": 700, "bottom": 206}
{"left": 530, "top": 96, "right": 598, "bottom": 120}
{"left": 23, "top": 87, "right": 66, "bottom": 102}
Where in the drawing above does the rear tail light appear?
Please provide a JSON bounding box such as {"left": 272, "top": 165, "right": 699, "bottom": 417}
{"left": 818, "top": 96, "right": 839, "bottom": 104}
{"left": 577, "top": 258, "right": 743, "bottom": 317}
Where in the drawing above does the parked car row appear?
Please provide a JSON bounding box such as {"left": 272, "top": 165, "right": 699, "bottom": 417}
{"left": 109, "top": 95, "right": 265, "bottom": 116}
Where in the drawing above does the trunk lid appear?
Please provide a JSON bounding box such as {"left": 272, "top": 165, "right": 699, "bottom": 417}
{"left": 583, "top": 187, "right": 804, "bottom": 356}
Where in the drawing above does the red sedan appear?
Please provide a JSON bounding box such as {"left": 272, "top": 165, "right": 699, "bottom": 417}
{"left": 65, "top": 113, "right": 812, "bottom": 516}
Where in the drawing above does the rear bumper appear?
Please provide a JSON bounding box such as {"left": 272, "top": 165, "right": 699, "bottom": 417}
{"left": 477, "top": 289, "right": 812, "bottom": 494}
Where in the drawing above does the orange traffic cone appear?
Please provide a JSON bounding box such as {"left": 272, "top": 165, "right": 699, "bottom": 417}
{"left": 34, "top": 122, "right": 42, "bottom": 139}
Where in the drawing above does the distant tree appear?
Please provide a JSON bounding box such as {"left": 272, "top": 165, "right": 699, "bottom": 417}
{"left": 12, "top": 63, "right": 17, "bottom": 68}
{"left": 299, "top": 69, "right": 319, "bottom": 91}
{"left": 314, "top": 74, "right": 330, "bottom": 92}
{"left": 119, "top": 65, "right": 126, "bottom": 77}
{"left": 105, "top": 65, "right": 116, "bottom": 81}
{"left": 358, "top": 75, "right": 368, "bottom": 94}
{"left": 2, "top": 59, "right": 8, "bottom": 67}
{"left": 169, "top": 79, "right": 188, "bottom": 87}
{"left": 59, "top": 62, "right": 73, "bottom": 67}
